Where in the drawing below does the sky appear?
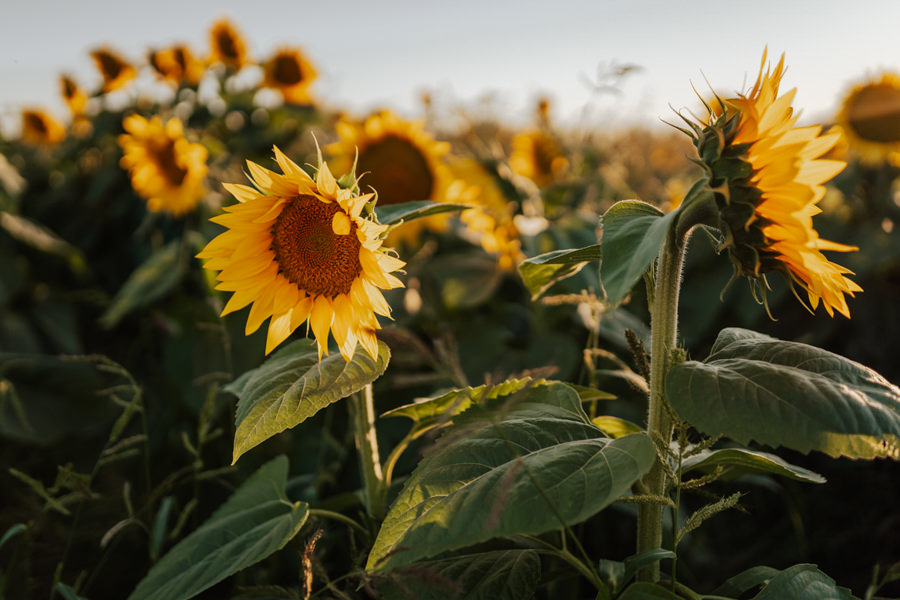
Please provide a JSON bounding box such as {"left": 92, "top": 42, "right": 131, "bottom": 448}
{"left": 2, "top": 0, "right": 899, "bottom": 134}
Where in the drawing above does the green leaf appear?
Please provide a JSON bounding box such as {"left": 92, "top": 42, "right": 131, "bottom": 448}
{"left": 0, "top": 212, "right": 87, "bottom": 276}
{"left": 367, "top": 381, "right": 654, "bottom": 570}
{"left": 382, "top": 378, "right": 536, "bottom": 439}
{"left": 622, "top": 549, "right": 676, "bottom": 587}
{"left": 378, "top": 550, "right": 541, "bottom": 600}
{"left": 618, "top": 582, "right": 683, "bottom": 600}
{"left": 599, "top": 200, "right": 677, "bottom": 306}
{"left": 100, "top": 238, "right": 183, "bottom": 329}
{"left": 751, "top": 564, "right": 856, "bottom": 599}
{"left": 226, "top": 339, "right": 390, "bottom": 464}
{"left": 666, "top": 328, "right": 900, "bottom": 459}
{"left": 712, "top": 565, "right": 780, "bottom": 597}
{"left": 518, "top": 244, "right": 602, "bottom": 300}
{"left": 681, "top": 448, "right": 826, "bottom": 483}
{"left": 0, "top": 523, "right": 26, "bottom": 552}
{"left": 375, "top": 200, "right": 471, "bottom": 226}
{"left": 592, "top": 416, "right": 644, "bottom": 439}
{"left": 54, "top": 583, "right": 90, "bottom": 600}
{"left": 127, "top": 456, "right": 308, "bottom": 600}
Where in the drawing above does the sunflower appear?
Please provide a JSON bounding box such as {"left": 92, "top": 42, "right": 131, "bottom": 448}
{"left": 447, "top": 157, "right": 523, "bottom": 269}
{"left": 208, "top": 18, "right": 250, "bottom": 70}
{"left": 90, "top": 47, "right": 136, "bottom": 93}
{"left": 508, "top": 129, "right": 569, "bottom": 187}
{"left": 149, "top": 44, "right": 205, "bottom": 87}
{"left": 21, "top": 109, "right": 66, "bottom": 146}
{"left": 329, "top": 110, "right": 454, "bottom": 245}
{"left": 118, "top": 115, "right": 208, "bottom": 217}
{"left": 196, "top": 148, "right": 404, "bottom": 359}
{"left": 835, "top": 72, "right": 900, "bottom": 165}
{"left": 263, "top": 47, "right": 318, "bottom": 104}
{"left": 684, "top": 51, "right": 861, "bottom": 317}
{"left": 60, "top": 75, "right": 87, "bottom": 116}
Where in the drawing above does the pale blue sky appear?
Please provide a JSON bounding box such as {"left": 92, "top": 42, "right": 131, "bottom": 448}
{"left": 2, "top": 0, "right": 899, "bottom": 133}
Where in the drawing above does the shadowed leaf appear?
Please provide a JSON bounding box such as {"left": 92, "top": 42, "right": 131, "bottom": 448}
{"left": 226, "top": 339, "right": 389, "bottom": 464}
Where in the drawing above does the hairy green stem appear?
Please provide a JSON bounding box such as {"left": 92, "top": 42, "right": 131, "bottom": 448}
{"left": 636, "top": 230, "right": 685, "bottom": 582}
{"left": 349, "top": 384, "right": 386, "bottom": 520}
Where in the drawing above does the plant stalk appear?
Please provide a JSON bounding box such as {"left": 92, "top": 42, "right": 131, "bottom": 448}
{"left": 349, "top": 383, "right": 387, "bottom": 520}
{"left": 636, "top": 230, "right": 685, "bottom": 582}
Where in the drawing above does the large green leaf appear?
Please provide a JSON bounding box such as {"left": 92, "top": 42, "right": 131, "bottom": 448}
{"left": 599, "top": 200, "right": 677, "bottom": 306}
{"left": 374, "top": 200, "right": 471, "bottom": 226}
{"left": 618, "top": 582, "right": 682, "bottom": 599}
{"left": 127, "top": 456, "right": 308, "bottom": 600}
{"left": 226, "top": 339, "right": 390, "bottom": 464}
{"left": 100, "top": 238, "right": 184, "bottom": 329}
{"left": 367, "top": 381, "right": 654, "bottom": 570}
{"left": 681, "top": 448, "right": 826, "bottom": 483}
{"left": 667, "top": 328, "right": 900, "bottom": 459}
{"left": 751, "top": 564, "right": 856, "bottom": 599}
{"left": 378, "top": 550, "right": 541, "bottom": 600}
{"left": 518, "top": 244, "right": 602, "bottom": 300}
{"left": 382, "top": 378, "right": 536, "bottom": 439}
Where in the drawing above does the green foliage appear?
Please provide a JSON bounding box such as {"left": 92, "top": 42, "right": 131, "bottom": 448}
{"left": 518, "top": 244, "right": 602, "bottom": 299}
{"left": 368, "top": 381, "right": 654, "bottom": 570}
{"left": 225, "top": 339, "right": 390, "bottom": 463}
{"left": 100, "top": 235, "right": 197, "bottom": 329}
{"left": 375, "top": 200, "right": 472, "bottom": 226}
{"left": 667, "top": 328, "right": 900, "bottom": 459}
{"left": 599, "top": 200, "right": 678, "bottom": 306}
{"left": 680, "top": 448, "right": 826, "bottom": 483}
{"left": 127, "top": 456, "right": 308, "bottom": 600}
{"left": 377, "top": 549, "right": 541, "bottom": 600}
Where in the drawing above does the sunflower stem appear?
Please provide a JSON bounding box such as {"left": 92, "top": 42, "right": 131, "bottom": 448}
{"left": 636, "top": 228, "right": 685, "bottom": 582}
{"left": 349, "top": 383, "right": 386, "bottom": 521}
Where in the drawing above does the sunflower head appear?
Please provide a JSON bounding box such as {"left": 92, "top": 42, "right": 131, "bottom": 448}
{"left": 90, "top": 47, "right": 136, "bottom": 93}
{"left": 208, "top": 18, "right": 250, "bottom": 70}
{"left": 447, "top": 157, "right": 523, "bottom": 269}
{"left": 118, "top": 114, "right": 208, "bottom": 217}
{"left": 196, "top": 148, "right": 404, "bottom": 360}
{"left": 680, "top": 51, "right": 861, "bottom": 318}
{"left": 21, "top": 109, "right": 66, "bottom": 146}
{"left": 149, "top": 44, "right": 205, "bottom": 87}
{"left": 263, "top": 47, "right": 318, "bottom": 105}
{"left": 835, "top": 72, "right": 900, "bottom": 165}
{"left": 329, "top": 110, "right": 454, "bottom": 245}
{"left": 508, "top": 129, "right": 569, "bottom": 187}
{"left": 60, "top": 75, "right": 87, "bottom": 116}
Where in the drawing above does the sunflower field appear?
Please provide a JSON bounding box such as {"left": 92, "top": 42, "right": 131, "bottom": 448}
{"left": 3, "top": 18, "right": 900, "bottom": 600}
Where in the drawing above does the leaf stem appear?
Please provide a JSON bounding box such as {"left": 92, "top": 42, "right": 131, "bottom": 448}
{"left": 636, "top": 229, "right": 685, "bottom": 582}
{"left": 349, "top": 383, "right": 386, "bottom": 520}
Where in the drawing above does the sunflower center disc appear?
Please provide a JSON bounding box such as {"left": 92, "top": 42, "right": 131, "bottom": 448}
{"left": 217, "top": 32, "right": 238, "bottom": 61}
{"left": 97, "top": 52, "right": 124, "bottom": 81}
{"left": 26, "top": 114, "right": 48, "bottom": 136}
{"left": 848, "top": 85, "right": 900, "bottom": 143}
{"left": 151, "top": 140, "right": 188, "bottom": 186}
{"left": 273, "top": 55, "right": 303, "bottom": 85}
{"left": 271, "top": 194, "right": 362, "bottom": 297}
{"left": 358, "top": 135, "right": 434, "bottom": 204}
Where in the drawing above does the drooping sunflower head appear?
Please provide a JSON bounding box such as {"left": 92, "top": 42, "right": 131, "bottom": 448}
{"left": 329, "top": 110, "right": 454, "bottom": 245}
{"left": 208, "top": 18, "right": 250, "bottom": 70}
{"left": 263, "top": 47, "right": 318, "bottom": 105}
{"left": 196, "top": 148, "right": 405, "bottom": 360}
{"left": 446, "top": 157, "right": 523, "bottom": 269}
{"left": 90, "top": 47, "right": 136, "bottom": 93}
{"left": 149, "top": 44, "right": 205, "bottom": 87}
{"left": 508, "top": 129, "right": 569, "bottom": 188}
{"left": 118, "top": 114, "right": 208, "bottom": 217}
{"left": 21, "top": 109, "right": 66, "bottom": 146}
{"left": 681, "top": 51, "right": 861, "bottom": 318}
{"left": 835, "top": 72, "right": 900, "bottom": 165}
{"left": 59, "top": 75, "right": 87, "bottom": 116}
